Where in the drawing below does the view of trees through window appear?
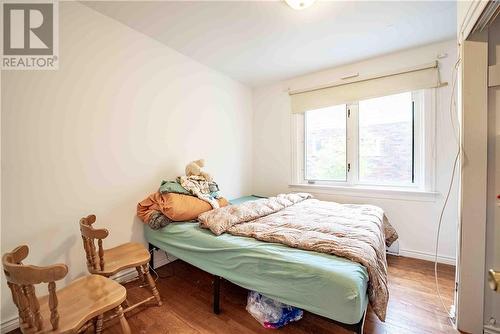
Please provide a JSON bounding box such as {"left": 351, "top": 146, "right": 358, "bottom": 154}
{"left": 305, "top": 104, "right": 347, "bottom": 181}
{"left": 304, "top": 92, "right": 415, "bottom": 185}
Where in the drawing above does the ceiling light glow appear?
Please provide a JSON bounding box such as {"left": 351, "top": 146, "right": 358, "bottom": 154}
{"left": 285, "top": 0, "right": 316, "bottom": 10}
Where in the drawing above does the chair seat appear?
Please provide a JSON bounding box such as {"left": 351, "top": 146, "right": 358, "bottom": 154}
{"left": 98, "top": 242, "right": 150, "bottom": 276}
{"left": 36, "top": 275, "right": 126, "bottom": 333}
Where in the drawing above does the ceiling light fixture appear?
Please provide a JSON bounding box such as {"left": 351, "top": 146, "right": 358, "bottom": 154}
{"left": 285, "top": 0, "right": 316, "bottom": 10}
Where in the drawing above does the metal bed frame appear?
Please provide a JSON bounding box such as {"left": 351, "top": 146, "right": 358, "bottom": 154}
{"left": 149, "top": 242, "right": 367, "bottom": 334}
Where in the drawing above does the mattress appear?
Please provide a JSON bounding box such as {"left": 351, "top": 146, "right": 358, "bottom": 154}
{"left": 144, "top": 196, "right": 369, "bottom": 325}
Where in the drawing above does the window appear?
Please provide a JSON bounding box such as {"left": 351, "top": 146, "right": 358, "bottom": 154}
{"left": 305, "top": 104, "right": 347, "bottom": 181}
{"left": 358, "top": 92, "right": 414, "bottom": 185}
{"left": 295, "top": 90, "right": 433, "bottom": 190}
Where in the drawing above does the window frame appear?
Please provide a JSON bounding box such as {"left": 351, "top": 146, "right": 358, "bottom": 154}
{"left": 291, "top": 89, "right": 436, "bottom": 192}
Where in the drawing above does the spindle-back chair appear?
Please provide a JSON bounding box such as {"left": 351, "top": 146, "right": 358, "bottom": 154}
{"left": 79, "top": 215, "right": 162, "bottom": 314}
{"left": 3, "top": 245, "right": 131, "bottom": 334}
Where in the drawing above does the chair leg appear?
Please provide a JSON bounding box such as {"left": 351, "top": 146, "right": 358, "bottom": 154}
{"left": 121, "top": 299, "right": 129, "bottom": 310}
{"left": 94, "top": 314, "right": 103, "bottom": 334}
{"left": 115, "top": 306, "right": 131, "bottom": 334}
{"left": 136, "top": 266, "right": 145, "bottom": 284}
{"left": 143, "top": 264, "right": 162, "bottom": 306}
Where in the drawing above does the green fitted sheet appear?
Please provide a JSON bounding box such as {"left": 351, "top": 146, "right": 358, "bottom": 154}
{"left": 144, "top": 196, "right": 368, "bottom": 324}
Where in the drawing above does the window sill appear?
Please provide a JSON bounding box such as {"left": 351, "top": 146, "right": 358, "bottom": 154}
{"left": 288, "top": 183, "right": 439, "bottom": 202}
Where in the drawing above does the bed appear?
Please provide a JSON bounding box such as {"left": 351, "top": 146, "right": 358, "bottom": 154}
{"left": 144, "top": 195, "right": 369, "bottom": 333}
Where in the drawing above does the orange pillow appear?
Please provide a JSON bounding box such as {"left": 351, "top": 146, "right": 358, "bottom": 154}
{"left": 137, "top": 195, "right": 161, "bottom": 223}
{"left": 159, "top": 193, "right": 228, "bottom": 221}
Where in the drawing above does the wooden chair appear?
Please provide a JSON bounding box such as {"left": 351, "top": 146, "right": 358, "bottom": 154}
{"left": 79, "top": 215, "right": 162, "bottom": 314}
{"left": 2, "top": 245, "right": 131, "bottom": 334}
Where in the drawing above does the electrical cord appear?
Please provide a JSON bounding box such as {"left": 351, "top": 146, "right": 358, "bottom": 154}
{"left": 154, "top": 250, "right": 176, "bottom": 279}
{"left": 119, "top": 248, "right": 172, "bottom": 291}
{"left": 434, "top": 56, "right": 462, "bottom": 324}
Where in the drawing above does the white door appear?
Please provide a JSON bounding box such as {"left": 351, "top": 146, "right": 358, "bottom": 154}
{"left": 485, "top": 16, "right": 500, "bottom": 331}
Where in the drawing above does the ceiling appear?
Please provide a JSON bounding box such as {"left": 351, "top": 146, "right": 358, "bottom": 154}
{"left": 84, "top": 1, "right": 456, "bottom": 87}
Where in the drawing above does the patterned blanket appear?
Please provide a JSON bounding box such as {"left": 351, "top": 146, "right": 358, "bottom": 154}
{"left": 178, "top": 175, "right": 221, "bottom": 208}
{"left": 198, "top": 193, "right": 396, "bottom": 321}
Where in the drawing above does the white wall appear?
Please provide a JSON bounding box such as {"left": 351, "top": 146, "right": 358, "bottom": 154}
{"left": 252, "top": 40, "right": 459, "bottom": 264}
{"left": 0, "top": 1, "right": 253, "bottom": 326}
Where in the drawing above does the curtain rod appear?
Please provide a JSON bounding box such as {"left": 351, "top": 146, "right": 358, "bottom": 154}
{"left": 288, "top": 61, "right": 439, "bottom": 96}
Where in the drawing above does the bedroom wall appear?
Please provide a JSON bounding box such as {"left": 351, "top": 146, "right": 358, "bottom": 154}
{"left": 0, "top": 1, "right": 253, "bottom": 327}
{"left": 252, "top": 40, "right": 459, "bottom": 264}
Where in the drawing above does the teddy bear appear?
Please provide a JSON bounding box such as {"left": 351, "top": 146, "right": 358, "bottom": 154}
{"left": 185, "top": 159, "right": 213, "bottom": 182}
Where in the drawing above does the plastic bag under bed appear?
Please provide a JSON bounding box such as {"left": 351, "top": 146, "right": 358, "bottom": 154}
{"left": 246, "top": 291, "right": 303, "bottom": 329}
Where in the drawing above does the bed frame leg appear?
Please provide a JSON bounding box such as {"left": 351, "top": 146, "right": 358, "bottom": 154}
{"left": 148, "top": 243, "right": 156, "bottom": 269}
{"left": 213, "top": 275, "right": 221, "bottom": 314}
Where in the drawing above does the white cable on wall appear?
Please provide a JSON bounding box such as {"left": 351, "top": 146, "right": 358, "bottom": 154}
{"left": 434, "top": 55, "right": 462, "bottom": 324}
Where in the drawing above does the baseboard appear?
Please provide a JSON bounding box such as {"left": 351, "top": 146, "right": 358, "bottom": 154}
{"left": 154, "top": 255, "right": 176, "bottom": 269}
{"left": 1, "top": 248, "right": 178, "bottom": 333}
{"left": 111, "top": 249, "right": 177, "bottom": 282}
{"left": 0, "top": 270, "right": 140, "bottom": 334}
{"left": 0, "top": 317, "right": 19, "bottom": 334}
{"left": 111, "top": 255, "right": 177, "bottom": 282}
{"left": 151, "top": 248, "right": 177, "bottom": 269}
{"left": 0, "top": 264, "right": 169, "bottom": 333}
{"left": 112, "top": 267, "right": 139, "bottom": 283}
{"left": 398, "top": 249, "right": 456, "bottom": 265}
{"left": 485, "top": 324, "right": 500, "bottom": 334}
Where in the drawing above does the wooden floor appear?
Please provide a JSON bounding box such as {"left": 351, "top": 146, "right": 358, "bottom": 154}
{"left": 9, "top": 255, "right": 458, "bottom": 334}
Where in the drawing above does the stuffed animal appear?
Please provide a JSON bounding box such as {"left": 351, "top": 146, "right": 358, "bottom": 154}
{"left": 185, "top": 159, "right": 213, "bottom": 182}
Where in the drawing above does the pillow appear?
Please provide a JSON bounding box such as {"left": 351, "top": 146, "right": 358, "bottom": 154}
{"left": 148, "top": 211, "right": 173, "bottom": 230}
{"left": 158, "top": 193, "right": 229, "bottom": 221}
{"left": 137, "top": 195, "right": 160, "bottom": 223}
